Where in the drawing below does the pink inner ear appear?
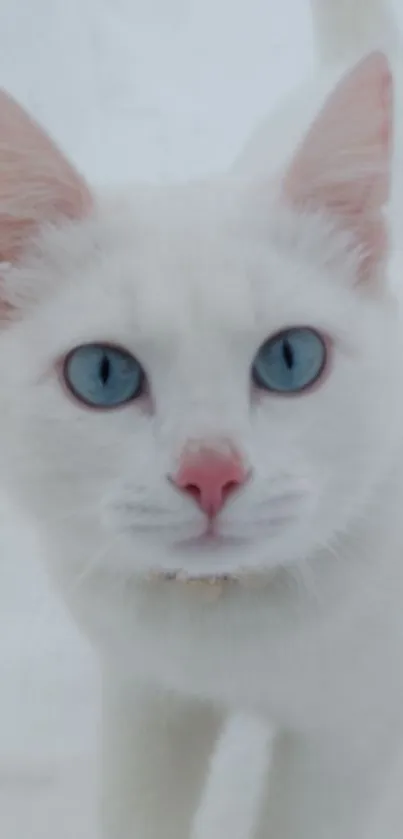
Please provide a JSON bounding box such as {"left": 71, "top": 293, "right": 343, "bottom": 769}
{"left": 282, "top": 52, "right": 393, "bottom": 279}
{"left": 0, "top": 89, "right": 92, "bottom": 262}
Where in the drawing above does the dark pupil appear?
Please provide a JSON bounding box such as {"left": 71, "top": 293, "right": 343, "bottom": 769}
{"left": 282, "top": 338, "right": 294, "bottom": 370}
{"left": 99, "top": 354, "right": 110, "bottom": 386}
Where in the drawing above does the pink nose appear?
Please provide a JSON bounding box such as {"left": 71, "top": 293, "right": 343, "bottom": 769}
{"left": 172, "top": 447, "right": 248, "bottom": 518}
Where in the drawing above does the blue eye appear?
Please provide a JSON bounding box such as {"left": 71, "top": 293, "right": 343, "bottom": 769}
{"left": 64, "top": 344, "right": 144, "bottom": 408}
{"left": 252, "top": 327, "right": 326, "bottom": 394}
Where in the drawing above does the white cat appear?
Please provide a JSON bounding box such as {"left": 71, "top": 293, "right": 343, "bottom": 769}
{"left": 0, "top": 2, "right": 402, "bottom": 839}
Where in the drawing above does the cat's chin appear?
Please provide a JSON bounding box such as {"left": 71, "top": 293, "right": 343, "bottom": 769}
{"left": 173, "top": 532, "right": 248, "bottom": 552}
{"left": 150, "top": 570, "right": 237, "bottom": 583}
{"left": 147, "top": 568, "right": 272, "bottom": 599}
{"left": 146, "top": 535, "right": 286, "bottom": 588}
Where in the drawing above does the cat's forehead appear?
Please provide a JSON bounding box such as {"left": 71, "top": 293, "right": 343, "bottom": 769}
{"left": 25, "top": 179, "right": 367, "bottom": 357}
{"left": 86, "top": 185, "right": 354, "bottom": 337}
{"left": 70, "top": 181, "right": 273, "bottom": 338}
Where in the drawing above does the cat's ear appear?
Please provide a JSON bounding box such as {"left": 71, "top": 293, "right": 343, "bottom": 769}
{"left": 0, "top": 90, "right": 91, "bottom": 262}
{"left": 283, "top": 52, "right": 393, "bottom": 281}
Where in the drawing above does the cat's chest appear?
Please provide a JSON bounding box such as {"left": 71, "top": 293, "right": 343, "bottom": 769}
{"left": 118, "top": 577, "right": 403, "bottom": 731}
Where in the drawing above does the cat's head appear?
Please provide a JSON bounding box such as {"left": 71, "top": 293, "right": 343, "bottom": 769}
{"left": 0, "top": 53, "right": 400, "bottom": 586}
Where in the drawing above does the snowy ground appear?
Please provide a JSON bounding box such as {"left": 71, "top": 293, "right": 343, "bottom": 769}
{"left": 0, "top": 0, "right": 313, "bottom": 835}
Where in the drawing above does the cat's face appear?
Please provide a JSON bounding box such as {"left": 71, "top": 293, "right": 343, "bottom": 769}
{"left": 0, "top": 52, "right": 398, "bottom": 588}
{"left": 0, "top": 180, "right": 400, "bottom": 582}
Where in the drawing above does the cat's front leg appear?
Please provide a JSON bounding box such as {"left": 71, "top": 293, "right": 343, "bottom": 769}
{"left": 100, "top": 670, "right": 222, "bottom": 839}
{"left": 254, "top": 731, "right": 403, "bottom": 839}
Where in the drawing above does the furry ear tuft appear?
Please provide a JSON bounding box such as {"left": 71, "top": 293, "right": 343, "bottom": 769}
{"left": 283, "top": 52, "right": 393, "bottom": 281}
{"left": 0, "top": 89, "right": 92, "bottom": 262}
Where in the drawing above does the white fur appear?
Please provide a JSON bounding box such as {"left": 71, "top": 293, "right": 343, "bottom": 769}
{"left": 1, "top": 3, "right": 403, "bottom": 839}
{"left": 191, "top": 713, "right": 273, "bottom": 839}
{"left": 1, "top": 166, "right": 403, "bottom": 838}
